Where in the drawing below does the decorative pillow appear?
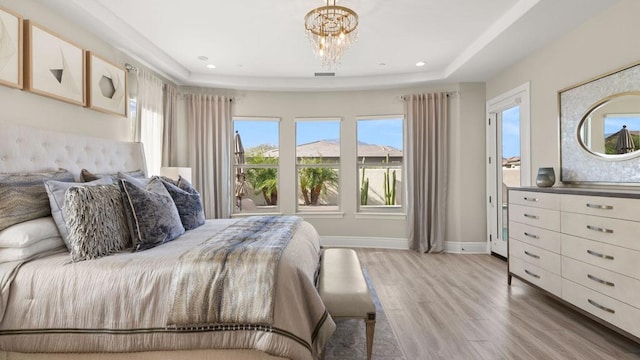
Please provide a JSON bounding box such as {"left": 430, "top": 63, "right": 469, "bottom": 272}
{"left": 119, "top": 177, "right": 185, "bottom": 251}
{"left": 158, "top": 176, "right": 205, "bottom": 230}
{"left": 0, "top": 169, "right": 74, "bottom": 231}
{"left": 44, "top": 177, "right": 114, "bottom": 250}
{"left": 0, "top": 237, "right": 65, "bottom": 263}
{"left": 0, "top": 217, "right": 60, "bottom": 248}
{"left": 64, "top": 184, "right": 131, "bottom": 262}
{"left": 117, "top": 171, "right": 150, "bottom": 187}
{"left": 80, "top": 169, "right": 146, "bottom": 182}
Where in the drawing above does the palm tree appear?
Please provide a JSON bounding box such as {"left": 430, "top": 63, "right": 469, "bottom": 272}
{"left": 245, "top": 154, "right": 278, "bottom": 205}
{"left": 299, "top": 157, "right": 338, "bottom": 205}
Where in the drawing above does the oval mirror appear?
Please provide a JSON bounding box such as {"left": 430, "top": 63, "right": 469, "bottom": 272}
{"left": 578, "top": 93, "right": 640, "bottom": 158}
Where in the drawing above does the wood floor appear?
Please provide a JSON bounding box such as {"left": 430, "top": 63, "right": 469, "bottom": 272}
{"left": 356, "top": 249, "right": 640, "bottom": 360}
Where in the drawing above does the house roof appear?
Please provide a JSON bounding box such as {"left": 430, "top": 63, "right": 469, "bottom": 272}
{"left": 263, "top": 140, "right": 402, "bottom": 158}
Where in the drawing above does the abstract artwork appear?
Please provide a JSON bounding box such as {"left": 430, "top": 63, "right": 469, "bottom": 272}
{"left": 0, "top": 6, "right": 22, "bottom": 89}
{"left": 25, "top": 20, "right": 85, "bottom": 106}
{"left": 87, "top": 51, "right": 126, "bottom": 116}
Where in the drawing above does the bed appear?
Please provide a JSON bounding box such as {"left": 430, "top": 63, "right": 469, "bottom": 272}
{"left": 0, "top": 123, "right": 335, "bottom": 360}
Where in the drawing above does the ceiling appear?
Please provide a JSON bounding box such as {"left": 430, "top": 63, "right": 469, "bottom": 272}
{"left": 37, "top": 0, "right": 618, "bottom": 91}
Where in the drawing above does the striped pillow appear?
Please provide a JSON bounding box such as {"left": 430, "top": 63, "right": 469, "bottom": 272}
{"left": 0, "top": 170, "right": 74, "bottom": 232}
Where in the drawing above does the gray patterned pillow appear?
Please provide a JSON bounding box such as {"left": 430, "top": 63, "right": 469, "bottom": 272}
{"left": 0, "top": 169, "right": 74, "bottom": 231}
{"left": 119, "top": 177, "right": 185, "bottom": 251}
{"left": 158, "top": 176, "right": 205, "bottom": 230}
{"left": 64, "top": 184, "right": 131, "bottom": 262}
{"left": 44, "top": 177, "right": 114, "bottom": 250}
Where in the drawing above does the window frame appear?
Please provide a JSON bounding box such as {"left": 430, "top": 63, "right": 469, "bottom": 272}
{"left": 355, "top": 115, "right": 405, "bottom": 215}
{"left": 231, "top": 116, "right": 281, "bottom": 216}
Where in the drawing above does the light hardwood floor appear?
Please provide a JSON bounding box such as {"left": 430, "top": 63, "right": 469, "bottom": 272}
{"left": 356, "top": 249, "right": 640, "bottom": 360}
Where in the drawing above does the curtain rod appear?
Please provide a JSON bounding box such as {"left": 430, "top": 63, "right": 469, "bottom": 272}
{"left": 397, "top": 91, "right": 459, "bottom": 102}
{"left": 124, "top": 63, "right": 138, "bottom": 72}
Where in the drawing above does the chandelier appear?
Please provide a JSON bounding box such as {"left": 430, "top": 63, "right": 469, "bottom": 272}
{"left": 304, "top": 0, "right": 359, "bottom": 68}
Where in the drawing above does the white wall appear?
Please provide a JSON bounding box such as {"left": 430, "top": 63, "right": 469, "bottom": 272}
{"left": 486, "top": 0, "right": 640, "bottom": 184}
{"left": 0, "top": 0, "right": 135, "bottom": 140}
{"left": 176, "top": 84, "right": 488, "bottom": 249}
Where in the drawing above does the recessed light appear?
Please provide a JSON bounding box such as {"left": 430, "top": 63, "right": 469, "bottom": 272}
{"left": 207, "top": 64, "right": 216, "bottom": 69}
{"left": 197, "top": 55, "right": 209, "bottom": 61}
{"left": 416, "top": 61, "right": 426, "bottom": 67}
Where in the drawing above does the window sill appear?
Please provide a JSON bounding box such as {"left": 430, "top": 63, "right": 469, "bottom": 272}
{"left": 295, "top": 211, "right": 345, "bottom": 219}
{"left": 355, "top": 212, "right": 407, "bottom": 220}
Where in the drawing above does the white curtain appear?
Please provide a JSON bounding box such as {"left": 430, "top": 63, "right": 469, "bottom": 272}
{"left": 162, "top": 84, "right": 179, "bottom": 167}
{"left": 186, "top": 94, "right": 232, "bottom": 219}
{"left": 404, "top": 93, "right": 449, "bottom": 253}
{"left": 135, "top": 70, "right": 164, "bottom": 176}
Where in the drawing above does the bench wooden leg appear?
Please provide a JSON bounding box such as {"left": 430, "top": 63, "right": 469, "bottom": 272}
{"left": 365, "top": 312, "right": 376, "bottom": 360}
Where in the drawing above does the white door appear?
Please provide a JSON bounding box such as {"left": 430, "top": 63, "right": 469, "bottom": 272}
{"left": 486, "top": 83, "right": 531, "bottom": 257}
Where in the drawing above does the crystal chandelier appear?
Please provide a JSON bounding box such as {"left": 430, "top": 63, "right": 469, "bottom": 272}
{"left": 304, "top": 0, "right": 359, "bottom": 68}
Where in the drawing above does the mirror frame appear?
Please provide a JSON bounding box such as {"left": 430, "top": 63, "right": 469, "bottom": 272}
{"left": 559, "top": 61, "right": 640, "bottom": 184}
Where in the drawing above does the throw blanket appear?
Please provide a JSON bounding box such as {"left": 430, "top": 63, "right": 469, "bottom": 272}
{"left": 167, "top": 216, "right": 301, "bottom": 327}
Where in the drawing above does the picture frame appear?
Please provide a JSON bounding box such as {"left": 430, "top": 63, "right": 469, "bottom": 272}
{"left": 0, "top": 6, "right": 23, "bottom": 89}
{"left": 24, "top": 20, "right": 85, "bottom": 106}
{"left": 86, "top": 51, "right": 127, "bottom": 116}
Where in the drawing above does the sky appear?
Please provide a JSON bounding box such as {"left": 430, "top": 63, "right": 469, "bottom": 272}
{"left": 501, "top": 106, "right": 521, "bottom": 158}
{"left": 604, "top": 116, "right": 640, "bottom": 135}
{"left": 234, "top": 117, "right": 404, "bottom": 150}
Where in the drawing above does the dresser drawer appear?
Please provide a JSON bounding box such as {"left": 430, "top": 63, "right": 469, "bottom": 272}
{"left": 509, "top": 221, "right": 561, "bottom": 253}
{"left": 509, "top": 204, "right": 560, "bottom": 232}
{"left": 562, "top": 279, "right": 640, "bottom": 338}
{"left": 510, "top": 239, "right": 561, "bottom": 274}
{"left": 509, "top": 190, "right": 560, "bottom": 210}
{"left": 562, "top": 194, "right": 640, "bottom": 222}
{"left": 562, "top": 256, "right": 640, "bottom": 309}
{"left": 561, "top": 212, "right": 640, "bottom": 251}
{"left": 510, "top": 256, "right": 561, "bottom": 297}
{"left": 561, "top": 234, "right": 640, "bottom": 280}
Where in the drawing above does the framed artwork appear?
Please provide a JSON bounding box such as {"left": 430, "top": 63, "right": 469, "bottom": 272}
{"left": 24, "top": 20, "right": 85, "bottom": 106}
{"left": 0, "top": 6, "right": 23, "bottom": 89}
{"left": 86, "top": 51, "right": 127, "bottom": 116}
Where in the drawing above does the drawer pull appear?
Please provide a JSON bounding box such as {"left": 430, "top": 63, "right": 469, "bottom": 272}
{"left": 524, "top": 269, "right": 540, "bottom": 279}
{"left": 586, "top": 225, "right": 614, "bottom": 234}
{"left": 588, "top": 299, "right": 615, "bottom": 314}
{"left": 523, "top": 197, "right": 539, "bottom": 202}
{"left": 587, "top": 274, "right": 615, "bottom": 287}
{"left": 523, "top": 232, "right": 539, "bottom": 239}
{"left": 523, "top": 213, "right": 539, "bottom": 219}
{"left": 524, "top": 251, "right": 540, "bottom": 259}
{"left": 587, "top": 249, "right": 615, "bottom": 260}
{"left": 586, "top": 203, "right": 614, "bottom": 210}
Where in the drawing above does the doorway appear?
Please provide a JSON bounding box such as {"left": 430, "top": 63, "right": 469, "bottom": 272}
{"left": 486, "top": 83, "right": 530, "bottom": 257}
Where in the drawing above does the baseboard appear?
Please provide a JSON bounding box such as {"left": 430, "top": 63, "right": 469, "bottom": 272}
{"left": 444, "top": 241, "right": 489, "bottom": 254}
{"left": 320, "top": 236, "right": 408, "bottom": 249}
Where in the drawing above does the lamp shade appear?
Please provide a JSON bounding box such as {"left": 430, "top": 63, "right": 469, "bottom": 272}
{"left": 160, "top": 167, "right": 192, "bottom": 183}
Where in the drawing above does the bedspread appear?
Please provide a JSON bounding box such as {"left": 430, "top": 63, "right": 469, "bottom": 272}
{"left": 0, "top": 219, "right": 335, "bottom": 360}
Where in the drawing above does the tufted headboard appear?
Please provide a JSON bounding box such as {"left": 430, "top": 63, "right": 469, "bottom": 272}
{"left": 0, "top": 123, "right": 147, "bottom": 180}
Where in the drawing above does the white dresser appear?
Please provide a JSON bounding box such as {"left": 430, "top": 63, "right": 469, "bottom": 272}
{"left": 508, "top": 187, "right": 640, "bottom": 341}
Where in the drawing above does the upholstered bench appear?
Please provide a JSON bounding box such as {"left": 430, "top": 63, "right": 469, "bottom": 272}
{"left": 319, "top": 248, "right": 376, "bottom": 360}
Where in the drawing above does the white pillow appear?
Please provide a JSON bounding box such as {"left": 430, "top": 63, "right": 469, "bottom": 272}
{"left": 0, "top": 237, "right": 65, "bottom": 263}
{"left": 0, "top": 217, "right": 60, "bottom": 248}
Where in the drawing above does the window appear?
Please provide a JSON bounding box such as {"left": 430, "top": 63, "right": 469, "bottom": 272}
{"left": 232, "top": 118, "right": 280, "bottom": 214}
{"left": 296, "top": 119, "right": 341, "bottom": 212}
{"left": 357, "top": 116, "right": 404, "bottom": 212}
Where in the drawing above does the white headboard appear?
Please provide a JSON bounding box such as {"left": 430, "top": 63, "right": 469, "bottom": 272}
{"left": 0, "top": 123, "right": 147, "bottom": 180}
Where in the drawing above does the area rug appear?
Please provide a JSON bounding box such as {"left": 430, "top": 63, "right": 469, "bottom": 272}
{"left": 324, "top": 267, "right": 406, "bottom": 360}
